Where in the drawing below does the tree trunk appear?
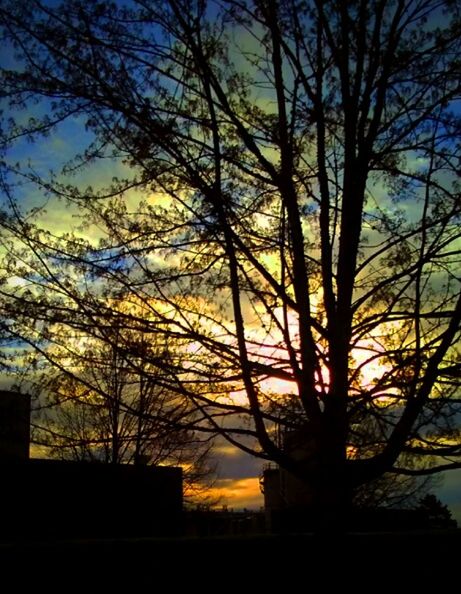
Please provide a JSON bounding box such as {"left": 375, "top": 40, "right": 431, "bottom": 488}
{"left": 282, "top": 425, "right": 351, "bottom": 532}
{"left": 311, "top": 479, "right": 352, "bottom": 534}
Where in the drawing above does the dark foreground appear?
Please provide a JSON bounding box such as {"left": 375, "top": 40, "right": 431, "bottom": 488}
{"left": 1, "top": 530, "right": 459, "bottom": 588}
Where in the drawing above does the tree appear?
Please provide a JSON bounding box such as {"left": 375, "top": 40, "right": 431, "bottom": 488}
{"left": 352, "top": 462, "right": 439, "bottom": 510}
{"left": 33, "top": 325, "right": 215, "bottom": 495}
{"left": 8, "top": 293, "right": 217, "bottom": 498}
{"left": 418, "top": 493, "right": 457, "bottom": 528}
{"left": 0, "top": 0, "right": 460, "bottom": 526}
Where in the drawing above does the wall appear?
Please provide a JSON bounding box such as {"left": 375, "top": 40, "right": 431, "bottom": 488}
{"left": 0, "top": 460, "right": 182, "bottom": 540}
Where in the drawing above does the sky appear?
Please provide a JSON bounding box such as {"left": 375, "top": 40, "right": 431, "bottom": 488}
{"left": 1, "top": 0, "right": 460, "bottom": 525}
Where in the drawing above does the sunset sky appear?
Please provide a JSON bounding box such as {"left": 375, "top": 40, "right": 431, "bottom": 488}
{"left": 1, "top": 0, "right": 460, "bottom": 524}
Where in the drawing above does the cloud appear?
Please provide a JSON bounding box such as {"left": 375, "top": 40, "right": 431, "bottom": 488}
{"left": 209, "top": 440, "right": 265, "bottom": 509}
{"left": 209, "top": 477, "right": 263, "bottom": 510}
{"left": 214, "top": 441, "right": 264, "bottom": 480}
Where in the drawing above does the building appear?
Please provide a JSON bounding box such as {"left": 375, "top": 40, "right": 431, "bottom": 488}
{"left": 0, "top": 391, "right": 182, "bottom": 541}
{"left": 261, "top": 425, "right": 317, "bottom": 532}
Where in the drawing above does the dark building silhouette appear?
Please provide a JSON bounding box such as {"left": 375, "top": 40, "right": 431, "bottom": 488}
{"left": 0, "top": 391, "right": 30, "bottom": 461}
{"left": 260, "top": 426, "right": 451, "bottom": 532}
{"left": 261, "top": 426, "right": 318, "bottom": 532}
{"left": 1, "top": 459, "right": 182, "bottom": 540}
{"left": 0, "top": 391, "right": 182, "bottom": 541}
{"left": 261, "top": 464, "right": 438, "bottom": 533}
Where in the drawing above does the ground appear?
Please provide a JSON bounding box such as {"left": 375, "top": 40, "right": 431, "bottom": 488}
{"left": 1, "top": 531, "right": 459, "bottom": 588}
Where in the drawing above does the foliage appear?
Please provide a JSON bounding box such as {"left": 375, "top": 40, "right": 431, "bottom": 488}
{"left": 418, "top": 493, "right": 458, "bottom": 528}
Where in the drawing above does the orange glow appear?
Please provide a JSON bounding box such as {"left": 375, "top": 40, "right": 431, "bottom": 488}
{"left": 352, "top": 339, "right": 389, "bottom": 388}
{"left": 208, "top": 478, "right": 263, "bottom": 510}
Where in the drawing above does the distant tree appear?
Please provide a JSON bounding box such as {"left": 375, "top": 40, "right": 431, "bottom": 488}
{"left": 26, "top": 310, "right": 216, "bottom": 499}
{"left": 352, "top": 465, "right": 439, "bottom": 509}
{"left": 418, "top": 494, "right": 457, "bottom": 528}
{"left": 1, "top": 1, "right": 460, "bottom": 528}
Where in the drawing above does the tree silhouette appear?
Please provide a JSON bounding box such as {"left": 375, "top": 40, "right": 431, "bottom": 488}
{"left": 11, "top": 295, "right": 216, "bottom": 499}
{"left": 33, "top": 327, "right": 215, "bottom": 493}
{"left": 418, "top": 493, "right": 457, "bottom": 528}
{"left": 0, "top": 0, "right": 460, "bottom": 526}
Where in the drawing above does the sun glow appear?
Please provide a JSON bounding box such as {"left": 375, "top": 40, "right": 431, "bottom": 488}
{"left": 208, "top": 477, "right": 263, "bottom": 509}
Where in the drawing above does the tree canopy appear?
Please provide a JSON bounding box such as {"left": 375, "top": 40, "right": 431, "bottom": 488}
{"left": 0, "top": 0, "right": 460, "bottom": 518}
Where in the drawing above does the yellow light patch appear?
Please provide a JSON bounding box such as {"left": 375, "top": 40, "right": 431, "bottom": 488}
{"left": 208, "top": 477, "right": 263, "bottom": 509}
